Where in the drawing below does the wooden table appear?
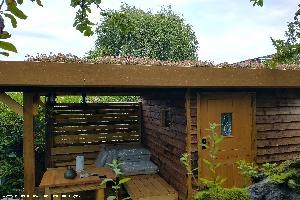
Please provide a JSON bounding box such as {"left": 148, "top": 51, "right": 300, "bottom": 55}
{"left": 39, "top": 167, "right": 114, "bottom": 200}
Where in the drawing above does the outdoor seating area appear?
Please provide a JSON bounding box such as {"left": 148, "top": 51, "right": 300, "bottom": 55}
{"left": 39, "top": 99, "right": 178, "bottom": 199}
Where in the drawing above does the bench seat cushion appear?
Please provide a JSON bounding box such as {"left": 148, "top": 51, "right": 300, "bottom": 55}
{"left": 120, "top": 161, "right": 159, "bottom": 176}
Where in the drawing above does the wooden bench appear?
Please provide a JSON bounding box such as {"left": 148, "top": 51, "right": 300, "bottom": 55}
{"left": 124, "top": 174, "right": 178, "bottom": 200}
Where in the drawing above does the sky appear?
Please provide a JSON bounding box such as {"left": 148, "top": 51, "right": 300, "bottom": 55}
{"left": 3, "top": 0, "right": 299, "bottom": 63}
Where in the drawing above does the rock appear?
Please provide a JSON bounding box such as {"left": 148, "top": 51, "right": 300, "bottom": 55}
{"left": 249, "top": 178, "right": 300, "bottom": 200}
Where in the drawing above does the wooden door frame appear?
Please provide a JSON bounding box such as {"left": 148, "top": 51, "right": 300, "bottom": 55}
{"left": 196, "top": 92, "right": 257, "bottom": 183}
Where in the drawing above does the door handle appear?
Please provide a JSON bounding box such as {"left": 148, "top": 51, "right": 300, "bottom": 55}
{"left": 201, "top": 137, "right": 207, "bottom": 150}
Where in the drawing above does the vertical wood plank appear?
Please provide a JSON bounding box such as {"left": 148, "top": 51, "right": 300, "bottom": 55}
{"left": 45, "top": 100, "right": 54, "bottom": 168}
{"left": 251, "top": 93, "right": 257, "bottom": 163}
{"left": 44, "top": 188, "right": 51, "bottom": 200}
{"left": 196, "top": 92, "right": 201, "bottom": 184}
{"left": 185, "top": 89, "right": 192, "bottom": 200}
{"left": 138, "top": 101, "right": 143, "bottom": 143}
{"left": 23, "top": 93, "right": 35, "bottom": 199}
{"left": 96, "top": 189, "right": 105, "bottom": 200}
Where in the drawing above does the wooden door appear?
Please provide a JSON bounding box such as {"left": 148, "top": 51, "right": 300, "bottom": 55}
{"left": 198, "top": 93, "right": 255, "bottom": 187}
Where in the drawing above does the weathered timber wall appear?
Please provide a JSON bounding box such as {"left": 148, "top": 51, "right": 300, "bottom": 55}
{"left": 142, "top": 94, "right": 187, "bottom": 200}
{"left": 256, "top": 90, "right": 300, "bottom": 163}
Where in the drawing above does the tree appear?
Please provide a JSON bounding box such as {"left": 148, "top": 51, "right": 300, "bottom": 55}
{"left": 266, "top": 18, "right": 300, "bottom": 66}
{"left": 0, "top": 0, "right": 102, "bottom": 57}
{"left": 250, "top": 0, "right": 300, "bottom": 66}
{"left": 88, "top": 4, "right": 199, "bottom": 61}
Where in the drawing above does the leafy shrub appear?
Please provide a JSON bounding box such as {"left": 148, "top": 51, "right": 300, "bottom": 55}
{"left": 101, "top": 159, "right": 131, "bottom": 200}
{"left": 237, "top": 158, "right": 300, "bottom": 191}
{"left": 237, "top": 160, "right": 260, "bottom": 182}
{"left": 0, "top": 157, "right": 23, "bottom": 196}
{"left": 194, "top": 186, "right": 250, "bottom": 200}
{"left": 0, "top": 93, "right": 46, "bottom": 196}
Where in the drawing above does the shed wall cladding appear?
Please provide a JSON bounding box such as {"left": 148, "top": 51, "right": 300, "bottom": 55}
{"left": 256, "top": 90, "right": 300, "bottom": 164}
{"left": 189, "top": 90, "right": 300, "bottom": 167}
{"left": 141, "top": 94, "right": 188, "bottom": 200}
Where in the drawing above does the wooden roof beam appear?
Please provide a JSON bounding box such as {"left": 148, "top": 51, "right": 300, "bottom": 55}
{"left": 1, "top": 61, "right": 300, "bottom": 88}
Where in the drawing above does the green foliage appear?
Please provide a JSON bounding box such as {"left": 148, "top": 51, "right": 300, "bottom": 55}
{"left": 237, "top": 158, "right": 300, "bottom": 191}
{"left": 0, "top": 156, "right": 23, "bottom": 196}
{"left": 250, "top": 0, "right": 263, "bottom": 7}
{"left": 89, "top": 4, "right": 199, "bottom": 61}
{"left": 199, "top": 122, "right": 225, "bottom": 188}
{"left": 264, "top": 17, "right": 300, "bottom": 68}
{"left": 0, "top": 0, "right": 43, "bottom": 56}
{"left": 180, "top": 152, "right": 198, "bottom": 190}
{"left": 0, "top": 92, "right": 45, "bottom": 195}
{"left": 101, "top": 159, "right": 131, "bottom": 200}
{"left": 261, "top": 159, "right": 299, "bottom": 188}
{"left": 70, "top": 0, "right": 102, "bottom": 36}
{"left": 250, "top": 1, "right": 300, "bottom": 67}
{"left": 237, "top": 160, "right": 259, "bottom": 180}
{"left": 0, "top": 0, "right": 102, "bottom": 57}
{"left": 194, "top": 186, "right": 250, "bottom": 200}
{"left": 180, "top": 122, "right": 225, "bottom": 199}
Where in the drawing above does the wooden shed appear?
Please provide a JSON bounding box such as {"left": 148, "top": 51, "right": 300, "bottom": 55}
{"left": 0, "top": 61, "right": 300, "bottom": 200}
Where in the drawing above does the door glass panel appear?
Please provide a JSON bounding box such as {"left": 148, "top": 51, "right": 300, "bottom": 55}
{"left": 221, "top": 113, "right": 232, "bottom": 136}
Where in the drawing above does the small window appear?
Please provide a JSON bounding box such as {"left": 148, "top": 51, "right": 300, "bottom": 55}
{"left": 221, "top": 113, "right": 232, "bottom": 136}
{"left": 160, "top": 109, "right": 171, "bottom": 127}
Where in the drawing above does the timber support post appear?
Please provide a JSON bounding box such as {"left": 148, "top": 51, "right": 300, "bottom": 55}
{"left": 185, "top": 89, "right": 192, "bottom": 200}
{"left": 23, "top": 93, "right": 35, "bottom": 199}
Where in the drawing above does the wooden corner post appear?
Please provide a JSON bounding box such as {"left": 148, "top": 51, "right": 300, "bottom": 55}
{"left": 23, "top": 93, "right": 35, "bottom": 199}
{"left": 185, "top": 89, "right": 192, "bottom": 200}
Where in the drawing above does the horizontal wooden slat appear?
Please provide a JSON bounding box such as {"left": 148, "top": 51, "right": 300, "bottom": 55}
{"left": 54, "top": 102, "right": 139, "bottom": 108}
{"left": 54, "top": 113, "right": 139, "bottom": 120}
{"left": 51, "top": 144, "right": 102, "bottom": 156}
{"left": 257, "top": 136, "right": 300, "bottom": 147}
{"left": 257, "top": 122, "right": 300, "bottom": 131}
{"left": 54, "top": 159, "right": 95, "bottom": 167}
{"left": 54, "top": 132, "right": 140, "bottom": 145}
{"left": 257, "top": 151, "right": 300, "bottom": 163}
{"left": 53, "top": 129, "right": 138, "bottom": 136}
{"left": 257, "top": 130, "right": 300, "bottom": 139}
{"left": 52, "top": 152, "right": 99, "bottom": 162}
{"left": 256, "top": 107, "right": 300, "bottom": 116}
{"left": 54, "top": 124, "right": 140, "bottom": 132}
{"left": 257, "top": 144, "right": 300, "bottom": 155}
{"left": 257, "top": 98, "right": 300, "bottom": 108}
{"left": 54, "top": 109, "right": 139, "bottom": 114}
{"left": 257, "top": 115, "right": 300, "bottom": 124}
{"left": 53, "top": 120, "right": 139, "bottom": 128}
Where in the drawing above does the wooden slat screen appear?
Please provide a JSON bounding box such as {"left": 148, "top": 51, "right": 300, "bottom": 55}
{"left": 46, "top": 102, "right": 141, "bottom": 168}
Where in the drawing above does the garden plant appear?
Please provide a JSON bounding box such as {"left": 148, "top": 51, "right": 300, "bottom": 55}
{"left": 180, "top": 122, "right": 250, "bottom": 200}
{"left": 101, "top": 159, "right": 131, "bottom": 200}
